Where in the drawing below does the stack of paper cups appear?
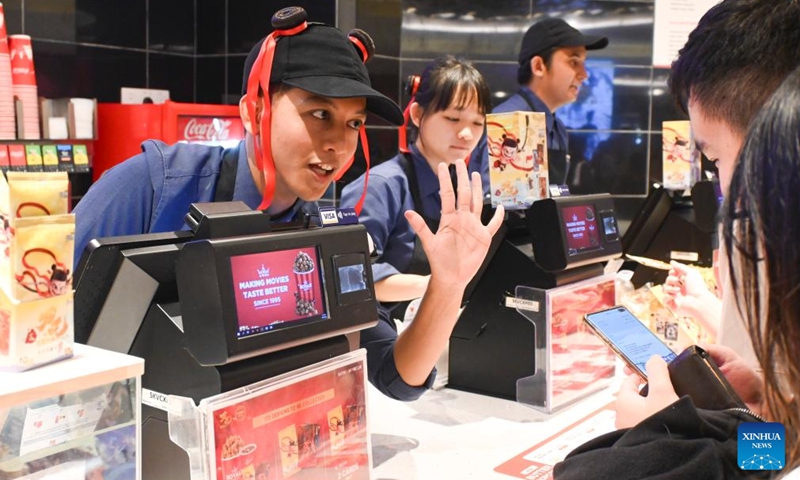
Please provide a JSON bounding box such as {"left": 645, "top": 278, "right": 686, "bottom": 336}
{"left": 0, "top": 5, "right": 16, "bottom": 139}
{"left": 9, "top": 34, "right": 40, "bottom": 139}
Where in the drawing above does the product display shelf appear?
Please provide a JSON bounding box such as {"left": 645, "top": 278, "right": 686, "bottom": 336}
{"left": 0, "top": 344, "right": 144, "bottom": 480}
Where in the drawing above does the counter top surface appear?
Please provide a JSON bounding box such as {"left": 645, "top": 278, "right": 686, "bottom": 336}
{"left": 0, "top": 343, "right": 144, "bottom": 408}
{"left": 369, "top": 382, "right": 618, "bottom": 479}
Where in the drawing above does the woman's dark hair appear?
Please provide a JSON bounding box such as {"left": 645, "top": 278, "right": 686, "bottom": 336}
{"left": 722, "top": 65, "right": 800, "bottom": 470}
{"left": 410, "top": 56, "right": 491, "bottom": 146}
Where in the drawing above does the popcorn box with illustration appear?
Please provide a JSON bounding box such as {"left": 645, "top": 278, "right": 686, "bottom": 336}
{"left": 487, "top": 111, "right": 549, "bottom": 209}
{"left": 662, "top": 120, "right": 701, "bottom": 190}
{"left": 0, "top": 288, "right": 74, "bottom": 371}
{"left": 0, "top": 172, "right": 73, "bottom": 303}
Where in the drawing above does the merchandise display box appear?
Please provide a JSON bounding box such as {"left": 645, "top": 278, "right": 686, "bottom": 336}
{"left": 0, "top": 344, "right": 144, "bottom": 480}
{"left": 168, "top": 349, "right": 370, "bottom": 480}
{"left": 450, "top": 194, "right": 622, "bottom": 411}
{"left": 513, "top": 274, "right": 617, "bottom": 413}
{"left": 487, "top": 111, "right": 549, "bottom": 209}
{"left": 662, "top": 120, "right": 700, "bottom": 191}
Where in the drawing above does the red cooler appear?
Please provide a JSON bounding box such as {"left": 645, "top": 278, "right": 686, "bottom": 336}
{"left": 94, "top": 101, "right": 245, "bottom": 181}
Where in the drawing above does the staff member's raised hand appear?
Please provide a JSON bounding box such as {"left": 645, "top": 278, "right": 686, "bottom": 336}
{"left": 393, "top": 160, "right": 503, "bottom": 387}
{"left": 405, "top": 160, "right": 504, "bottom": 290}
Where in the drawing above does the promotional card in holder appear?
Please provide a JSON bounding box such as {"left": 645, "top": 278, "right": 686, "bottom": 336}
{"left": 487, "top": 111, "right": 549, "bottom": 209}
{"left": 200, "top": 350, "right": 371, "bottom": 480}
{"left": 662, "top": 120, "right": 700, "bottom": 190}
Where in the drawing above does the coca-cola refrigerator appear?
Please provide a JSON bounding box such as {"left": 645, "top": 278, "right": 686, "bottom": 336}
{"left": 94, "top": 100, "right": 245, "bottom": 181}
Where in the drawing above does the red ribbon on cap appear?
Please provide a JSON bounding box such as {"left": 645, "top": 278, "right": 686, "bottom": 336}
{"left": 245, "top": 21, "right": 308, "bottom": 211}
{"left": 398, "top": 100, "right": 414, "bottom": 154}
{"left": 398, "top": 76, "right": 420, "bottom": 154}
{"left": 333, "top": 126, "right": 371, "bottom": 216}
{"left": 246, "top": 21, "right": 377, "bottom": 217}
{"left": 349, "top": 36, "right": 369, "bottom": 63}
{"left": 354, "top": 126, "right": 371, "bottom": 215}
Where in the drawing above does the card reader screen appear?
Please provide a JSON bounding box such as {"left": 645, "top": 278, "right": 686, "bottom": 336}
{"left": 230, "top": 246, "right": 328, "bottom": 339}
{"left": 338, "top": 264, "right": 367, "bottom": 294}
{"left": 562, "top": 204, "right": 602, "bottom": 256}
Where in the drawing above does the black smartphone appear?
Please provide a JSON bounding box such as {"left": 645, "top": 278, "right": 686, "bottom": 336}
{"left": 584, "top": 305, "right": 678, "bottom": 379}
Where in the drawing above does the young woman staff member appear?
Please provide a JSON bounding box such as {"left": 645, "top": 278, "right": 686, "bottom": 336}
{"left": 340, "top": 56, "right": 492, "bottom": 315}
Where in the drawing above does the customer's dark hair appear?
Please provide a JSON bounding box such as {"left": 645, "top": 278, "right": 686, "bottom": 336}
{"left": 409, "top": 56, "right": 491, "bottom": 146}
{"left": 517, "top": 48, "right": 555, "bottom": 85}
{"left": 668, "top": 0, "right": 800, "bottom": 136}
{"left": 722, "top": 66, "right": 800, "bottom": 471}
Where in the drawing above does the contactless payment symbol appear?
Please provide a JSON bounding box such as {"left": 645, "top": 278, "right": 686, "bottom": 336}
{"left": 738, "top": 422, "right": 785, "bottom": 471}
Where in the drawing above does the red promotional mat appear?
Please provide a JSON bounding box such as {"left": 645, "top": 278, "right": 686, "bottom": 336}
{"left": 494, "top": 402, "right": 616, "bottom": 479}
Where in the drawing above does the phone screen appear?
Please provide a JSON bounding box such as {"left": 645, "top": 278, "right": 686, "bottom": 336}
{"left": 584, "top": 306, "right": 678, "bottom": 378}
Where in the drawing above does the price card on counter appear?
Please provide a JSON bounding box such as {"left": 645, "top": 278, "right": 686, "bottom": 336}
{"left": 494, "top": 403, "right": 616, "bottom": 479}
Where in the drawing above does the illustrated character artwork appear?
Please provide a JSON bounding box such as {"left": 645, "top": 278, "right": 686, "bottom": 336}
{"left": 487, "top": 119, "right": 533, "bottom": 172}
{"left": 15, "top": 248, "right": 71, "bottom": 298}
{"left": 663, "top": 128, "right": 690, "bottom": 163}
{"left": 48, "top": 264, "right": 70, "bottom": 296}
{"left": 278, "top": 424, "right": 300, "bottom": 477}
{"left": 255, "top": 463, "right": 271, "bottom": 480}
{"left": 0, "top": 214, "right": 13, "bottom": 257}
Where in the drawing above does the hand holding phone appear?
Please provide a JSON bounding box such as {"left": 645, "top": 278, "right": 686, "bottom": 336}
{"left": 585, "top": 306, "right": 747, "bottom": 411}
{"left": 583, "top": 306, "right": 678, "bottom": 379}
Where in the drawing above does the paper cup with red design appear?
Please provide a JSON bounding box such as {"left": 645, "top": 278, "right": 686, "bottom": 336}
{"left": 292, "top": 251, "right": 317, "bottom": 315}
{"left": 9, "top": 35, "right": 35, "bottom": 86}
{"left": 0, "top": 4, "right": 9, "bottom": 55}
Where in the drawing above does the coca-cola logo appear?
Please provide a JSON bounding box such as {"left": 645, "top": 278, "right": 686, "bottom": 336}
{"left": 183, "top": 118, "right": 232, "bottom": 142}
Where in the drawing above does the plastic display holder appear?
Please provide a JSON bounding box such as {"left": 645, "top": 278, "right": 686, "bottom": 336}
{"left": 168, "top": 349, "right": 371, "bottom": 480}
{"left": 513, "top": 273, "right": 617, "bottom": 413}
{"left": 0, "top": 344, "right": 144, "bottom": 480}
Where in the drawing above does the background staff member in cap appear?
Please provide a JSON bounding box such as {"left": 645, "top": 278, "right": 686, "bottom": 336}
{"left": 471, "top": 18, "right": 607, "bottom": 186}
{"left": 73, "top": 7, "right": 503, "bottom": 401}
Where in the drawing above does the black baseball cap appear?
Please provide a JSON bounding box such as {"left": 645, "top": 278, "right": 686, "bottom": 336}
{"left": 242, "top": 23, "right": 403, "bottom": 126}
{"left": 518, "top": 18, "right": 608, "bottom": 65}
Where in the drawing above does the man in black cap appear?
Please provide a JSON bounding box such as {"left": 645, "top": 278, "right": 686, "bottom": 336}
{"left": 475, "top": 18, "right": 608, "bottom": 186}
{"left": 74, "top": 7, "right": 502, "bottom": 402}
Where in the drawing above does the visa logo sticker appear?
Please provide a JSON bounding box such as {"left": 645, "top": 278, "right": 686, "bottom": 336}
{"left": 319, "top": 207, "right": 359, "bottom": 227}
{"left": 319, "top": 207, "right": 339, "bottom": 225}
{"left": 738, "top": 422, "right": 785, "bottom": 471}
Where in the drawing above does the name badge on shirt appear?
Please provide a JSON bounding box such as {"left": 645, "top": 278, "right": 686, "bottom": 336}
{"left": 318, "top": 207, "right": 358, "bottom": 226}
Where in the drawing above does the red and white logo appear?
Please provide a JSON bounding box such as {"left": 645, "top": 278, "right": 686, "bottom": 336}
{"left": 178, "top": 116, "right": 244, "bottom": 143}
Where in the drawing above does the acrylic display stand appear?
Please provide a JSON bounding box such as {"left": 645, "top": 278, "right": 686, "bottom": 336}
{"left": 0, "top": 344, "right": 144, "bottom": 480}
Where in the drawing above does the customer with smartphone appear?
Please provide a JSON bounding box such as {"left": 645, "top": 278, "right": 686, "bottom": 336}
{"left": 556, "top": 63, "right": 800, "bottom": 480}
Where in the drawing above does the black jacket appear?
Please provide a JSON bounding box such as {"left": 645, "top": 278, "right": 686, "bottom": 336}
{"left": 554, "top": 396, "right": 774, "bottom": 479}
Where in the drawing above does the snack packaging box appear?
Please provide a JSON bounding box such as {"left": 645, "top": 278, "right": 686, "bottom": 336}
{"left": 0, "top": 288, "right": 73, "bottom": 371}
{"left": 7, "top": 144, "right": 26, "bottom": 172}
{"left": 42, "top": 145, "right": 59, "bottom": 172}
{"left": 487, "top": 111, "right": 549, "bottom": 209}
{"left": 662, "top": 120, "right": 701, "bottom": 190}
{"left": 24, "top": 144, "right": 43, "bottom": 172}
{"left": 72, "top": 144, "right": 89, "bottom": 172}
{"left": 56, "top": 144, "right": 74, "bottom": 172}
{"left": 6, "top": 171, "right": 70, "bottom": 218}
{"left": 0, "top": 145, "right": 9, "bottom": 172}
